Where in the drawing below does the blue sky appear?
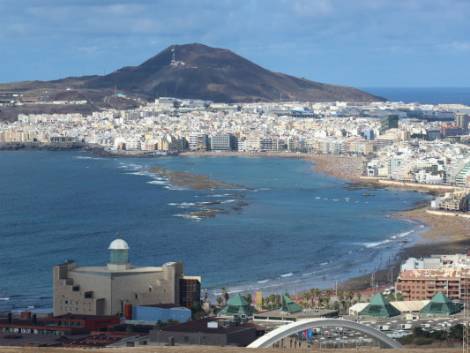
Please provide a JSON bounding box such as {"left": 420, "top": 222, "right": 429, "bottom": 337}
{"left": 1, "top": 0, "right": 470, "bottom": 87}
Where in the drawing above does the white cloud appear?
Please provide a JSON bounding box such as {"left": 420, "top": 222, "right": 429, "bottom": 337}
{"left": 447, "top": 41, "right": 470, "bottom": 52}
{"left": 291, "top": 0, "right": 334, "bottom": 17}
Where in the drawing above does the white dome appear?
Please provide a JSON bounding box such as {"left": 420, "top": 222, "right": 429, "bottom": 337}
{"left": 108, "top": 238, "right": 129, "bottom": 250}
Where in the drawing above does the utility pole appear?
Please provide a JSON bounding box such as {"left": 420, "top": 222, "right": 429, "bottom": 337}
{"left": 370, "top": 272, "right": 375, "bottom": 291}
{"left": 464, "top": 278, "right": 470, "bottom": 353}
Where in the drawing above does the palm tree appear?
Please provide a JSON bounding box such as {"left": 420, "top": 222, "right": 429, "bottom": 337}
{"left": 302, "top": 291, "right": 311, "bottom": 308}
{"left": 216, "top": 296, "right": 223, "bottom": 306}
{"left": 244, "top": 293, "right": 252, "bottom": 304}
{"left": 312, "top": 288, "right": 321, "bottom": 308}
{"left": 340, "top": 299, "right": 347, "bottom": 314}
{"left": 221, "top": 288, "right": 229, "bottom": 304}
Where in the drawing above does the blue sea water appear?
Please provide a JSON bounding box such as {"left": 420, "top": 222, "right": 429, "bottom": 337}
{"left": 0, "top": 151, "right": 430, "bottom": 310}
{"left": 364, "top": 87, "right": 470, "bottom": 105}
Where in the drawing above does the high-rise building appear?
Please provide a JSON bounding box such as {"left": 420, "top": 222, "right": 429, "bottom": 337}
{"left": 189, "top": 133, "right": 209, "bottom": 151}
{"left": 179, "top": 277, "right": 201, "bottom": 309}
{"left": 210, "top": 133, "right": 237, "bottom": 151}
{"left": 380, "top": 115, "right": 399, "bottom": 131}
{"left": 455, "top": 113, "right": 470, "bottom": 133}
{"left": 53, "top": 239, "right": 201, "bottom": 316}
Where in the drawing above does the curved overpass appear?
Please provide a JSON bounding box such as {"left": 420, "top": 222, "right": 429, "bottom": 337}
{"left": 248, "top": 318, "right": 402, "bottom": 349}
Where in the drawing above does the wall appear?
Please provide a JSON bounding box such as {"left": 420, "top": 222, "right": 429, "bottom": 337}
{"left": 133, "top": 306, "right": 191, "bottom": 323}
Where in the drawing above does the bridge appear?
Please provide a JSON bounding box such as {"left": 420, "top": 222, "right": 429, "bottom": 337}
{"left": 247, "top": 318, "right": 402, "bottom": 349}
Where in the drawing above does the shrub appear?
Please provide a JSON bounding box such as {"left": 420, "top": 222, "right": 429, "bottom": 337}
{"left": 414, "top": 337, "right": 433, "bottom": 346}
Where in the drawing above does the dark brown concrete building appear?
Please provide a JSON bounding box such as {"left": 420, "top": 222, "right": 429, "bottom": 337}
{"left": 149, "top": 318, "right": 262, "bottom": 347}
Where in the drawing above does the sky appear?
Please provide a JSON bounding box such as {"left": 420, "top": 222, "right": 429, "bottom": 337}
{"left": 1, "top": 0, "right": 470, "bottom": 87}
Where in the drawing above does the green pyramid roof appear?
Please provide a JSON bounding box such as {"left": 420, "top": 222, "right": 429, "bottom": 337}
{"left": 226, "top": 294, "right": 249, "bottom": 307}
{"left": 359, "top": 293, "right": 400, "bottom": 318}
{"left": 218, "top": 294, "right": 254, "bottom": 317}
{"left": 281, "top": 295, "right": 303, "bottom": 314}
{"left": 430, "top": 292, "right": 450, "bottom": 304}
{"left": 420, "top": 292, "right": 462, "bottom": 316}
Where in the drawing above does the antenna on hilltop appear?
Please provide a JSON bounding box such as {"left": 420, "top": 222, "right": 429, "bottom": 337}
{"left": 171, "top": 47, "right": 176, "bottom": 65}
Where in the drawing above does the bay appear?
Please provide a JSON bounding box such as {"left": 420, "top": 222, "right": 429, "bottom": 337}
{"left": 0, "top": 151, "right": 429, "bottom": 310}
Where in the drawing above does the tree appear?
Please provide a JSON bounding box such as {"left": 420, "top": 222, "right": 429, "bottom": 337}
{"left": 340, "top": 299, "right": 347, "bottom": 314}
{"left": 449, "top": 324, "right": 463, "bottom": 341}
{"left": 221, "top": 288, "right": 229, "bottom": 303}
{"left": 268, "top": 294, "right": 276, "bottom": 305}
{"left": 274, "top": 294, "right": 281, "bottom": 307}
{"left": 244, "top": 293, "right": 252, "bottom": 305}
{"left": 191, "top": 302, "right": 203, "bottom": 320}
{"left": 302, "top": 291, "right": 311, "bottom": 308}
{"left": 216, "top": 296, "right": 223, "bottom": 306}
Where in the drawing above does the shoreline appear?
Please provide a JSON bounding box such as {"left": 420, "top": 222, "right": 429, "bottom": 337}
{"left": 181, "top": 152, "right": 470, "bottom": 292}
{"left": 395, "top": 207, "right": 470, "bottom": 242}
{"left": 2, "top": 146, "right": 467, "bottom": 293}
{"left": 180, "top": 152, "right": 445, "bottom": 293}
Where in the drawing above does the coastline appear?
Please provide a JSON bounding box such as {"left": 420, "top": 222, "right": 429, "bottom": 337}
{"left": 395, "top": 207, "right": 470, "bottom": 242}
{"left": 181, "top": 151, "right": 452, "bottom": 292}
{"left": 98, "top": 149, "right": 470, "bottom": 293}
{"left": 182, "top": 151, "right": 470, "bottom": 292}
{"left": 299, "top": 153, "right": 470, "bottom": 290}
{"left": 2, "top": 146, "right": 465, "bottom": 292}
{"left": 180, "top": 151, "right": 367, "bottom": 181}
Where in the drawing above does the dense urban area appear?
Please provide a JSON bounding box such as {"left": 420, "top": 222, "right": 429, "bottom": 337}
{"left": 1, "top": 95, "right": 470, "bottom": 350}
{"left": 1, "top": 237, "right": 470, "bottom": 350}
{"left": 2, "top": 96, "right": 470, "bottom": 212}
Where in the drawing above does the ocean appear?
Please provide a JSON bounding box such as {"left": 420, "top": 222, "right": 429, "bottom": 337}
{"left": 0, "top": 151, "right": 430, "bottom": 311}
{"left": 364, "top": 87, "right": 470, "bottom": 105}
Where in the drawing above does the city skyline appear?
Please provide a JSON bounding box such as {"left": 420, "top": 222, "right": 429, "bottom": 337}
{"left": 1, "top": 0, "right": 470, "bottom": 87}
{"left": 2, "top": 1, "right": 470, "bottom": 350}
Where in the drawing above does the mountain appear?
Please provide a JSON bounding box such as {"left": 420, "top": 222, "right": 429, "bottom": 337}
{"left": 85, "top": 43, "right": 381, "bottom": 102}
{"left": 0, "top": 43, "right": 382, "bottom": 121}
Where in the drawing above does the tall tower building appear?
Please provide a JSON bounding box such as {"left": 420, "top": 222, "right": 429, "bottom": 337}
{"left": 456, "top": 113, "right": 470, "bottom": 133}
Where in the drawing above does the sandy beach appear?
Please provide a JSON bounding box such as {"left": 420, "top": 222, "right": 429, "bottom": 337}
{"left": 396, "top": 207, "right": 470, "bottom": 242}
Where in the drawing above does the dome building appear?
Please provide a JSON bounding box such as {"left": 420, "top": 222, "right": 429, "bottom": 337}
{"left": 53, "top": 238, "right": 201, "bottom": 317}
{"left": 107, "top": 238, "right": 130, "bottom": 270}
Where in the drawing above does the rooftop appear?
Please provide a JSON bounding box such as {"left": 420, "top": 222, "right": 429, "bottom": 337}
{"left": 72, "top": 266, "right": 165, "bottom": 275}
{"left": 157, "top": 318, "right": 260, "bottom": 334}
{"left": 255, "top": 308, "right": 337, "bottom": 319}
{"left": 108, "top": 238, "right": 129, "bottom": 250}
{"left": 399, "top": 268, "right": 470, "bottom": 279}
